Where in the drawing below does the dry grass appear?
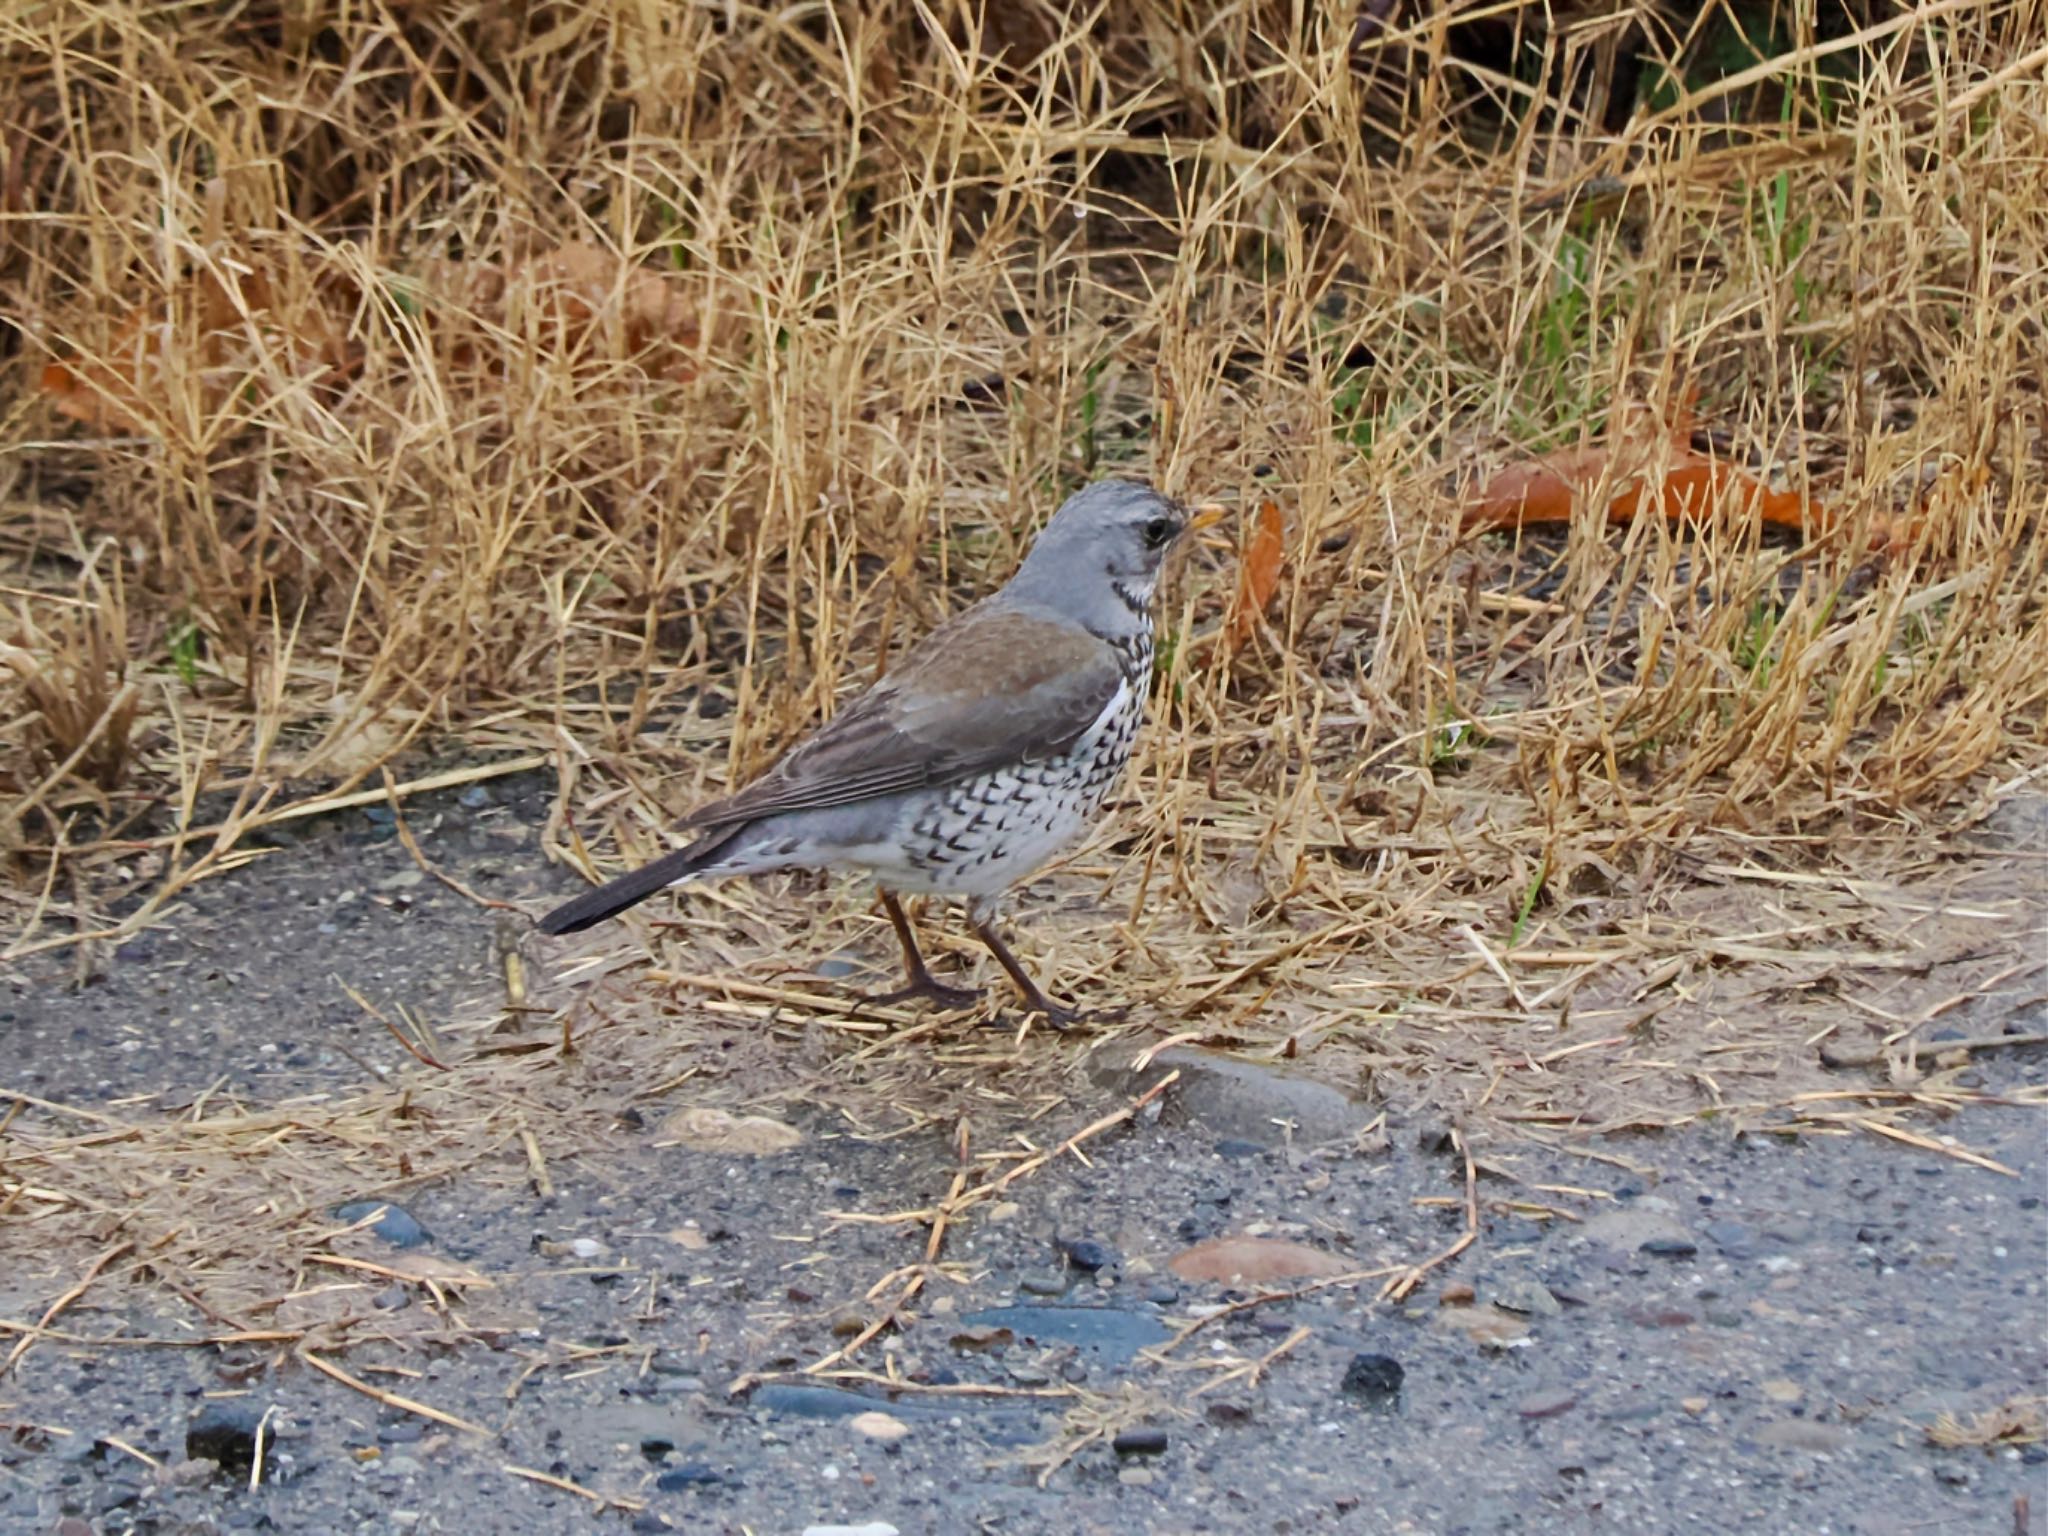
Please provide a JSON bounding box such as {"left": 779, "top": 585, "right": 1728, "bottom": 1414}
{"left": 1, "top": 0, "right": 2046, "bottom": 1354}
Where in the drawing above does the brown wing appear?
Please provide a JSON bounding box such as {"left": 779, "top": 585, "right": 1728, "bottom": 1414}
{"left": 681, "top": 605, "right": 1122, "bottom": 831}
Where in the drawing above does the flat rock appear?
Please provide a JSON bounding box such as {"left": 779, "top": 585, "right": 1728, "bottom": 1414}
{"left": 1094, "top": 1047, "right": 1369, "bottom": 1148}
{"left": 1755, "top": 1420, "right": 1850, "bottom": 1453}
{"left": 1516, "top": 1390, "right": 1577, "bottom": 1420}
{"left": 1168, "top": 1236, "right": 1352, "bottom": 1285}
{"left": 960, "top": 1305, "right": 1169, "bottom": 1365}
{"left": 657, "top": 1106, "right": 802, "bottom": 1155}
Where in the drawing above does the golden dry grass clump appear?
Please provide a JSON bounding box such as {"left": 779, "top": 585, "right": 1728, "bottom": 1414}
{"left": 0, "top": 1, "right": 2042, "bottom": 1024}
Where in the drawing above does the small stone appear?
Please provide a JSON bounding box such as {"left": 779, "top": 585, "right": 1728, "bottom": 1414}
{"left": 1339, "top": 1353, "right": 1403, "bottom": 1405}
{"left": 186, "top": 1402, "right": 266, "bottom": 1476}
{"left": 333, "top": 1200, "right": 431, "bottom": 1249}
{"left": 848, "top": 1412, "right": 908, "bottom": 1443}
{"left": 1144, "top": 1283, "right": 1179, "bottom": 1306}
{"left": 1214, "top": 1138, "right": 1267, "bottom": 1158}
{"left": 1490, "top": 1279, "right": 1561, "bottom": 1317}
{"left": 1112, "top": 1427, "right": 1169, "bottom": 1456}
{"left": 1704, "top": 1221, "right": 1757, "bottom": 1259}
{"left": 1006, "top": 1362, "right": 1052, "bottom": 1387}
{"left": 1061, "top": 1238, "right": 1116, "bottom": 1272}
{"left": 1439, "top": 1283, "right": 1476, "bottom": 1306}
{"left": 657, "top": 1106, "right": 802, "bottom": 1155}
{"left": 458, "top": 785, "right": 493, "bottom": 809}
{"left": 1756, "top": 1420, "right": 1848, "bottom": 1453}
{"left": 568, "top": 1237, "right": 606, "bottom": 1260}
{"left": 1205, "top": 1399, "right": 1254, "bottom": 1425}
{"left": 1638, "top": 1238, "right": 1698, "bottom": 1259}
{"left": 632, "top": 1515, "right": 671, "bottom": 1534}
{"left": 160, "top": 1457, "right": 217, "bottom": 1489}
{"left": 655, "top": 1462, "right": 726, "bottom": 1490}
{"left": 800, "top": 1525, "right": 899, "bottom": 1536}
{"left": 1516, "top": 1390, "right": 1577, "bottom": 1420}
{"left": 830, "top": 1312, "right": 868, "bottom": 1338}
{"left": 1621, "top": 1305, "right": 1696, "bottom": 1329}
{"left": 638, "top": 1436, "right": 675, "bottom": 1461}
{"left": 1761, "top": 1378, "right": 1802, "bottom": 1404}
{"left": 1118, "top": 1466, "right": 1156, "bottom": 1487}
{"left": 1169, "top": 1236, "right": 1351, "bottom": 1285}
{"left": 372, "top": 1282, "right": 411, "bottom": 1311}
{"left": 987, "top": 1202, "right": 1021, "bottom": 1223}
{"left": 1680, "top": 1397, "right": 1710, "bottom": 1415}
{"left": 1019, "top": 1270, "right": 1068, "bottom": 1297}
{"left": 1932, "top": 1462, "right": 1971, "bottom": 1488}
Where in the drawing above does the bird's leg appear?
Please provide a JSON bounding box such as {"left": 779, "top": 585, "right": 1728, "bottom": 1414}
{"left": 969, "top": 909, "right": 1082, "bottom": 1030}
{"left": 864, "top": 890, "right": 985, "bottom": 1010}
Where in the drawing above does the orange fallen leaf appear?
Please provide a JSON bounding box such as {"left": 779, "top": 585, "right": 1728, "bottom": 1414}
{"left": 1224, "top": 498, "right": 1285, "bottom": 646}
{"left": 447, "top": 240, "right": 705, "bottom": 384}
{"left": 40, "top": 264, "right": 353, "bottom": 436}
{"left": 1465, "top": 435, "right": 1827, "bottom": 538}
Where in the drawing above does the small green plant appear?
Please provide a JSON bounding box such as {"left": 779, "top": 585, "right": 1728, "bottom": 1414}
{"left": 1510, "top": 229, "right": 1627, "bottom": 446}
{"left": 1507, "top": 855, "right": 1549, "bottom": 948}
{"left": 1424, "top": 703, "right": 1482, "bottom": 769}
{"left": 1733, "top": 598, "right": 1781, "bottom": 688}
{"left": 167, "top": 615, "right": 201, "bottom": 688}
{"left": 1075, "top": 355, "right": 1108, "bottom": 472}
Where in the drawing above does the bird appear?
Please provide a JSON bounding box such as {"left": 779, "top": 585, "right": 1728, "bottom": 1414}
{"left": 536, "top": 478, "right": 1218, "bottom": 1025}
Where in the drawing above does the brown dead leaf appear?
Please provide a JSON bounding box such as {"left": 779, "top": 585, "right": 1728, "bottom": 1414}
{"left": 657, "top": 1105, "right": 802, "bottom": 1155}
{"left": 1167, "top": 1235, "right": 1351, "bottom": 1285}
{"left": 1459, "top": 396, "right": 1886, "bottom": 547}
{"left": 449, "top": 240, "right": 705, "bottom": 384}
{"left": 1224, "top": 498, "right": 1285, "bottom": 647}
{"left": 41, "top": 262, "right": 354, "bottom": 436}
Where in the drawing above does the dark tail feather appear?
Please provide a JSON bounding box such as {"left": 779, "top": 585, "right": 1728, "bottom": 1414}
{"left": 537, "top": 845, "right": 711, "bottom": 935}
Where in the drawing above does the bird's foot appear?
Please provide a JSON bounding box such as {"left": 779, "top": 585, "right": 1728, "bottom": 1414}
{"left": 864, "top": 974, "right": 986, "bottom": 1012}
{"left": 1002, "top": 991, "right": 1090, "bottom": 1033}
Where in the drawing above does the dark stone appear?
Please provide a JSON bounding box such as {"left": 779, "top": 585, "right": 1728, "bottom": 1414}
{"left": 655, "top": 1462, "right": 728, "bottom": 1490}
{"left": 1019, "top": 1271, "right": 1068, "bottom": 1297}
{"left": 186, "top": 1402, "right": 266, "bottom": 1476}
{"left": 1214, "top": 1138, "right": 1267, "bottom": 1158}
{"left": 960, "top": 1305, "right": 1170, "bottom": 1365}
{"left": 1112, "top": 1427, "right": 1169, "bottom": 1456}
{"left": 332, "top": 1200, "right": 430, "bottom": 1249}
{"left": 1704, "top": 1221, "right": 1757, "bottom": 1259}
{"left": 1061, "top": 1238, "right": 1116, "bottom": 1273}
{"left": 94, "top": 1480, "right": 143, "bottom": 1514}
{"left": 633, "top": 1515, "right": 672, "bottom": 1534}
{"left": 639, "top": 1436, "right": 676, "bottom": 1461}
{"left": 1638, "top": 1238, "right": 1698, "bottom": 1259}
{"left": 1340, "top": 1353, "right": 1404, "bottom": 1405}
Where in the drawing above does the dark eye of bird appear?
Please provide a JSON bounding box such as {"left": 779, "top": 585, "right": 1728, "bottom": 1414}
{"left": 1142, "top": 516, "right": 1177, "bottom": 549}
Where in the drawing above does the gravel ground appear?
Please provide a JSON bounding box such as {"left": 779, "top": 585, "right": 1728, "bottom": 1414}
{"left": 4, "top": 777, "right": 2045, "bottom": 1536}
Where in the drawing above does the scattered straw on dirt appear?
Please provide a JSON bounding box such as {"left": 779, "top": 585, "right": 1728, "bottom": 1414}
{"left": 2, "top": 1, "right": 2045, "bottom": 1386}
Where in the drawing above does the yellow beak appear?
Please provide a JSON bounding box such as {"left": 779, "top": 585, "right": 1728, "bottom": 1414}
{"left": 1187, "top": 501, "right": 1230, "bottom": 550}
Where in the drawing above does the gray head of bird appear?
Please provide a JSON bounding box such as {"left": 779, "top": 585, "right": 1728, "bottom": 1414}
{"left": 1000, "top": 478, "right": 1223, "bottom": 628}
